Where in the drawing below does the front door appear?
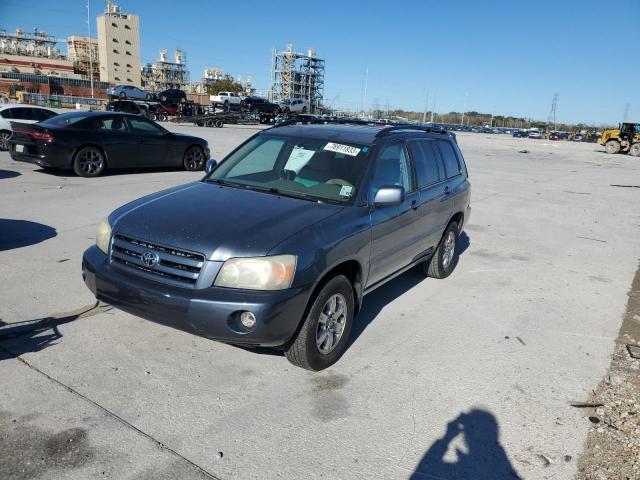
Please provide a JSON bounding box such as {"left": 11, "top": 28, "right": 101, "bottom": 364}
{"left": 127, "top": 116, "right": 169, "bottom": 167}
{"left": 367, "top": 142, "right": 422, "bottom": 287}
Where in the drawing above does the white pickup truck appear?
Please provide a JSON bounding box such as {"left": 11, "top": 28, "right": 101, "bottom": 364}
{"left": 209, "top": 91, "right": 242, "bottom": 108}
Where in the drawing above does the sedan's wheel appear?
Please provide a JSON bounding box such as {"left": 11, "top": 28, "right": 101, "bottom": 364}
{"left": 0, "top": 130, "right": 11, "bottom": 151}
{"left": 119, "top": 92, "right": 126, "bottom": 100}
{"left": 183, "top": 146, "right": 205, "bottom": 171}
{"left": 73, "top": 147, "right": 106, "bottom": 177}
{"left": 605, "top": 140, "right": 621, "bottom": 154}
{"left": 629, "top": 143, "right": 640, "bottom": 157}
{"left": 285, "top": 275, "right": 354, "bottom": 371}
{"left": 424, "top": 221, "right": 459, "bottom": 279}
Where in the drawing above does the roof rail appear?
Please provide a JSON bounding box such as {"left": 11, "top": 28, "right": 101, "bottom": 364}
{"left": 269, "top": 115, "right": 378, "bottom": 129}
{"left": 374, "top": 124, "right": 449, "bottom": 137}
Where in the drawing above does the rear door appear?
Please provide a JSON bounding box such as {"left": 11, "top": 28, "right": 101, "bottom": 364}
{"left": 436, "top": 139, "right": 469, "bottom": 224}
{"left": 407, "top": 139, "right": 453, "bottom": 251}
{"left": 126, "top": 116, "right": 171, "bottom": 167}
{"left": 367, "top": 141, "right": 423, "bottom": 286}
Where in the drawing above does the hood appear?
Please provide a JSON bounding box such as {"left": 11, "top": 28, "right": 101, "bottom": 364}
{"left": 111, "top": 182, "right": 343, "bottom": 261}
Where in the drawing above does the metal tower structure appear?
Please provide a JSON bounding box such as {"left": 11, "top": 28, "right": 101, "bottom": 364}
{"left": 547, "top": 93, "right": 558, "bottom": 130}
{"left": 141, "top": 49, "right": 190, "bottom": 91}
{"left": 271, "top": 44, "right": 325, "bottom": 112}
{"left": 0, "top": 28, "right": 64, "bottom": 58}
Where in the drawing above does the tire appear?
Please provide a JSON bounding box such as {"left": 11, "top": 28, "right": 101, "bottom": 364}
{"left": 301, "top": 106, "right": 308, "bottom": 113}
{"left": 629, "top": 143, "right": 640, "bottom": 157}
{"left": 424, "top": 221, "right": 459, "bottom": 279}
{"left": 149, "top": 113, "right": 157, "bottom": 121}
{"left": 285, "top": 107, "right": 291, "bottom": 114}
{"left": 205, "top": 119, "right": 214, "bottom": 127}
{"left": 0, "top": 130, "right": 11, "bottom": 151}
{"left": 285, "top": 275, "right": 355, "bottom": 371}
{"left": 215, "top": 120, "right": 223, "bottom": 128}
{"left": 145, "top": 93, "right": 152, "bottom": 100}
{"left": 605, "top": 140, "right": 621, "bottom": 154}
{"left": 73, "top": 146, "right": 106, "bottom": 177}
{"left": 183, "top": 145, "right": 205, "bottom": 171}
{"left": 119, "top": 92, "right": 126, "bottom": 100}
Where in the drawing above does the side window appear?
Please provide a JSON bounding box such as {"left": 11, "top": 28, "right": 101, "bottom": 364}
{"left": 0, "top": 108, "right": 15, "bottom": 119}
{"left": 98, "top": 117, "right": 127, "bottom": 131}
{"left": 225, "top": 138, "right": 285, "bottom": 177}
{"left": 409, "top": 140, "right": 442, "bottom": 187}
{"left": 33, "top": 109, "right": 56, "bottom": 121}
{"left": 128, "top": 117, "right": 164, "bottom": 135}
{"left": 437, "top": 141, "right": 462, "bottom": 178}
{"left": 371, "top": 143, "right": 412, "bottom": 194}
{"left": 11, "top": 108, "right": 35, "bottom": 121}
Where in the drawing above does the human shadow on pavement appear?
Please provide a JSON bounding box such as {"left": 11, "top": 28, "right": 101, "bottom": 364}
{"left": 0, "top": 219, "right": 56, "bottom": 251}
{"left": 0, "top": 169, "right": 21, "bottom": 179}
{"left": 410, "top": 409, "right": 521, "bottom": 480}
{"left": 0, "top": 302, "right": 105, "bottom": 361}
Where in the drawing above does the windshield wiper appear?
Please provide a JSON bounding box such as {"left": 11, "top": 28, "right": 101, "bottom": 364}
{"left": 204, "top": 178, "right": 244, "bottom": 189}
{"left": 241, "top": 184, "right": 321, "bottom": 202}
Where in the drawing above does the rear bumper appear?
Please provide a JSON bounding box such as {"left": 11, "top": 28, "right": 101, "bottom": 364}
{"left": 9, "top": 142, "right": 71, "bottom": 169}
{"left": 82, "top": 245, "right": 311, "bottom": 347}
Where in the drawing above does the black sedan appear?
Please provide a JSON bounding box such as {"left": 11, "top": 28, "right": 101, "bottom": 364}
{"left": 8, "top": 111, "right": 209, "bottom": 177}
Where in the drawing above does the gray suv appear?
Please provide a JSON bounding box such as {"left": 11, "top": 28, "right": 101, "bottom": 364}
{"left": 82, "top": 121, "right": 471, "bottom": 370}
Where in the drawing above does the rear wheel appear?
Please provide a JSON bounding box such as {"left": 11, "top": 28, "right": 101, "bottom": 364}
{"left": 73, "top": 147, "right": 106, "bottom": 177}
{"left": 0, "top": 130, "right": 11, "bottom": 151}
{"left": 629, "top": 143, "right": 640, "bottom": 157}
{"left": 424, "top": 221, "right": 459, "bottom": 279}
{"left": 605, "top": 140, "right": 621, "bottom": 154}
{"left": 183, "top": 146, "right": 205, "bottom": 171}
{"left": 301, "top": 106, "right": 308, "bottom": 113}
{"left": 215, "top": 120, "right": 223, "bottom": 128}
{"left": 285, "top": 275, "right": 354, "bottom": 371}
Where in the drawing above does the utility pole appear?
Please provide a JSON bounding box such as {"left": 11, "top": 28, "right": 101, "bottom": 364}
{"left": 361, "top": 68, "right": 368, "bottom": 117}
{"left": 86, "top": 0, "right": 94, "bottom": 98}
{"left": 623, "top": 102, "right": 630, "bottom": 122}
{"left": 422, "top": 92, "right": 429, "bottom": 124}
{"left": 460, "top": 92, "right": 468, "bottom": 125}
{"left": 430, "top": 95, "right": 436, "bottom": 123}
{"left": 547, "top": 93, "right": 558, "bottom": 130}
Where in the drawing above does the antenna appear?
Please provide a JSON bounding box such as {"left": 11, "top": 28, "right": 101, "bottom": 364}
{"left": 548, "top": 93, "right": 558, "bottom": 130}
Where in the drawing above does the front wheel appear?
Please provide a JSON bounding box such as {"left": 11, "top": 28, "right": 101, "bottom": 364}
{"left": 183, "top": 145, "right": 205, "bottom": 171}
{"left": 73, "top": 147, "right": 106, "bottom": 177}
{"left": 605, "top": 140, "right": 621, "bottom": 154}
{"left": 424, "top": 221, "right": 459, "bottom": 279}
{"left": 285, "top": 275, "right": 354, "bottom": 371}
{"left": 0, "top": 130, "right": 11, "bottom": 151}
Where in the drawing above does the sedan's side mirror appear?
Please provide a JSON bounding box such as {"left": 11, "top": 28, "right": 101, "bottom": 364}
{"left": 205, "top": 159, "right": 218, "bottom": 174}
{"left": 373, "top": 186, "right": 405, "bottom": 207}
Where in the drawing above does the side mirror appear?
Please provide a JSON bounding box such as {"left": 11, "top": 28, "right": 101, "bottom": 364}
{"left": 205, "top": 159, "right": 218, "bottom": 174}
{"left": 373, "top": 186, "right": 405, "bottom": 207}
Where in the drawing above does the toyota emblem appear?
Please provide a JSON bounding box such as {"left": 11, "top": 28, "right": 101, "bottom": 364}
{"left": 141, "top": 250, "right": 160, "bottom": 267}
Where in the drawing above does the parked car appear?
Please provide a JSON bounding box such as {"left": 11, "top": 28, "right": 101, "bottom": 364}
{"left": 241, "top": 96, "right": 280, "bottom": 114}
{"left": 528, "top": 130, "right": 542, "bottom": 139}
{"left": 107, "top": 85, "right": 153, "bottom": 101}
{"left": 279, "top": 99, "right": 310, "bottom": 114}
{"left": 8, "top": 111, "right": 209, "bottom": 177}
{"left": 81, "top": 121, "right": 471, "bottom": 370}
{"left": 157, "top": 88, "right": 186, "bottom": 104}
{"left": 209, "top": 91, "right": 242, "bottom": 108}
{"left": 512, "top": 130, "right": 528, "bottom": 138}
{"left": 0, "top": 104, "right": 58, "bottom": 150}
{"left": 106, "top": 100, "right": 150, "bottom": 116}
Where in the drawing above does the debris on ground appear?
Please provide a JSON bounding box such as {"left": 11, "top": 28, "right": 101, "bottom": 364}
{"left": 518, "top": 149, "right": 529, "bottom": 153}
{"left": 576, "top": 264, "right": 640, "bottom": 479}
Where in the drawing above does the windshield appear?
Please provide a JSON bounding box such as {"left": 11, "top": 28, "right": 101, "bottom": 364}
{"left": 206, "top": 134, "right": 371, "bottom": 204}
{"left": 40, "top": 112, "right": 93, "bottom": 127}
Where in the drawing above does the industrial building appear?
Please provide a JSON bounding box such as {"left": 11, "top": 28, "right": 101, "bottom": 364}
{"left": 141, "top": 49, "right": 189, "bottom": 92}
{"left": 67, "top": 35, "right": 99, "bottom": 81}
{"left": 96, "top": 1, "right": 141, "bottom": 86}
{"left": 0, "top": 28, "right": 74, "bottom": 77}
{"left": 271, "top": 44, "right": 325, "bottom": 112}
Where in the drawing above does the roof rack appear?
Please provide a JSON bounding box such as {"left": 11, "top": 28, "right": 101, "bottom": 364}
{"left": 268, "top": 116, "right": 452, "bottom": 139}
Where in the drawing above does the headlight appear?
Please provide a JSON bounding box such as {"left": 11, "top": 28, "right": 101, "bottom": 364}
{"left": 214, "top": 255, "right": 296, "bottom": 290}
{"left": 96, "top": 218, "right": 112, "bottom": 254}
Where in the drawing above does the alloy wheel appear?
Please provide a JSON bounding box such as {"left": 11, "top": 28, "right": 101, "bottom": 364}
{"left": 184, "top": 147, "right": 204, "bottom": 170}
{"left": 78, "top": 148, "right": 104, "bottom": 175}
{"left": 316, "top": 293, "right": 347, "bottom": 354}
{"left": 442, "top": 230, "right": 456, "bottom": 268}
{"left": 0, "top": 132, "right": 10, "bottom": 151}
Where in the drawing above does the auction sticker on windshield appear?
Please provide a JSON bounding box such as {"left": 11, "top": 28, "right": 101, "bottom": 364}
{"left": 323, "top": 142, "right": 361, "bottom": 156}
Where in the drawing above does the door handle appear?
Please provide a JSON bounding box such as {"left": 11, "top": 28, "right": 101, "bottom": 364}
{"left": 444, "top": 186, "right": 451, "bottom": 195}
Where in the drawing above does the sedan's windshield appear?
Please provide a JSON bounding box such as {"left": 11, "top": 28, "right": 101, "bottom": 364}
{"left": 206, "top": 134, "right": 371, "bottom": 204}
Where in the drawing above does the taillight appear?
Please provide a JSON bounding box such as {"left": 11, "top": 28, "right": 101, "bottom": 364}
{"left": 13, "top": 130, "right": 54, "bottom": 142}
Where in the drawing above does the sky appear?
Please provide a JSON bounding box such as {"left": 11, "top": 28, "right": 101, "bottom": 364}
{"left": 2, "top": 0, "right": 639, "bottom": 125}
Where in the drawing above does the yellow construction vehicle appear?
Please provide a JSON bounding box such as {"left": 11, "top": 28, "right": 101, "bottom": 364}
{"left": 599, "top": 122, "right": 640, "bottom": 156}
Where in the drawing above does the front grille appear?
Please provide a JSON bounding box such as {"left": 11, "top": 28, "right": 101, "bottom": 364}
{"left": 110, "top": 234, "right": 205, "bottom": 288}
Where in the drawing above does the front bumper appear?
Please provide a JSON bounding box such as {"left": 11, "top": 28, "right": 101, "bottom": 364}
{"left": 82, "top": 245, "right": 311, "bottom": 347}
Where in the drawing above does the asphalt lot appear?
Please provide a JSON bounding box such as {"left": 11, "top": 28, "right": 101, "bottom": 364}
{"left": 1, "top": 124, "right": 639, "bottom": 479}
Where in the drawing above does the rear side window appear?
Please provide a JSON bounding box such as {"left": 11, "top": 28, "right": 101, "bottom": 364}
{"left": 437, "top": 141, "right": 462, "bottom": 178}
{"left": 409, "top": 140, "right": 442, "bottom": 187}
{"left": 9, "top": 108, "right": 35, "bottom": 121}
{"left": 0, "top": 108, "right": 15, "bottom": 119}
{"left": 33, "top": 109, "right": 57, "bottom": 121}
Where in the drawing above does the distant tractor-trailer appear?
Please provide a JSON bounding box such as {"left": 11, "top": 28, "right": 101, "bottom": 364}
{"left": 599, "top": 122, "right": 640, "bottom": 156}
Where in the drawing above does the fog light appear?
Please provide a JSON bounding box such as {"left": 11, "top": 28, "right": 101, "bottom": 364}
{"left": 240, "top": 311, "right": 256, "bottom": 328}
